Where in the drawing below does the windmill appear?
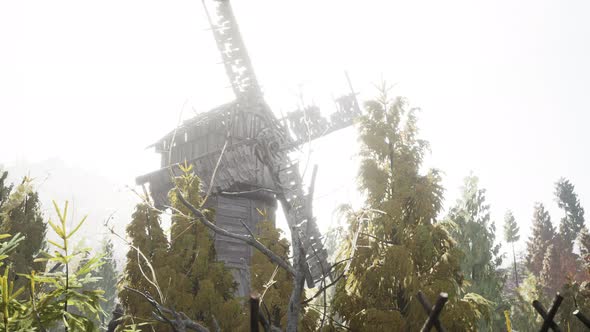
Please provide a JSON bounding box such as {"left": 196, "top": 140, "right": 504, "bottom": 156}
{"left": 136, "top": 0, "right": 360, "bottom": 296}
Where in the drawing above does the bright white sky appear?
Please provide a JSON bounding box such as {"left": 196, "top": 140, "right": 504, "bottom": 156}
{"left": 1, "top": 0, "right": 589, "bottom": 259}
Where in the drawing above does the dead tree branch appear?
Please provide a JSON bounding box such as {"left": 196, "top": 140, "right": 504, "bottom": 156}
{"left": 124, "top": 286, "right": 209, "bottom": 332}
{"left": 175, "top": 189, "right": 296, "bottom": 277}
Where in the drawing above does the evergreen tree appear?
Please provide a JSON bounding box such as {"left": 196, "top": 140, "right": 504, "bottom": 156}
{"left": 445, "top": 175, "right": 505, "bottom": 329}
{"left": 119, "top": 203, "right": 169, "bottom": 328}
{"left": 579, "top": 227, "right": 590, "bottom": 275}
{"left": 250, "top": 212, "right": 292, "bottom": 328}
{"left": 555, "top": 178, "right": 585, "bottom": 249}
{"left": 164, "top": 164, "right": 244, "bottom": 330}
{"left": 0, "top": 173, "right": 47, "bottom": 293}
{"left": 503, "top": 210, "right": 520, "bottom": 288}
{"left": 0, "top": 171, "right": 13, "bottom": 210}
{"left": 509, "top": 274, "right": 544, "bottom": 332}
{"left": 540, "top": 244, "right": 562, "bottom": 295}
{"left": 249, "top": 211, "right": 318, "bottom": 331}
{"left": 525, "top": 203, "right": 555, "bottom": 276}
{"left": 96, "top": 237, "right": 118, "bottom": 328}
{"left": 331, "top": 93, "right": 490, "bottom": 331}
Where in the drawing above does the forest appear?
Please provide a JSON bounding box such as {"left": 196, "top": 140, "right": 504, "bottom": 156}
{"left": 0, "top": 88, "right": 589, "bottom": 331}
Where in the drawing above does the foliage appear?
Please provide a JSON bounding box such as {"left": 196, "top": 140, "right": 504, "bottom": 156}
{"left": 0, "top": 201, "right": 105, "bottom": 331}
{"left": 445, "top": 175, "right": 505, "bottom": 330}
{"left": 504, "top": 210, "right": 520, "bottom": 288}
{"left": 250, "top": 210, "right": 318, "bottom": 331}
{"left": 579, "top": 227, "right": 590, "bottom": 275}
{"left": 250, "top": 210, "right": 292, "bottom": 328}
{"left": 0, "top": 172, "right": 47, "bottom": 293}
{"left": 330, "top": 92, "right": 491, "bottom": 331}
{"left": 118, "top": 203, "right": 168, "bottom": 330}
{"left": 539, "top": 243, "right": 562, "bottom": 296}
{"left": 120, "top": 164, "right": 245, "bottom": 331}
{"left": 165, "top": 164, "right": 244, "bottom": 330}
{"left": 555, "top": 178, "right": 585, "bottom": 250}
{"left": 558, "top": 279, "right": 590, "bottom": 332}
{"left": 84, "top": 237, "right": 118, "bottom": 330}
{"left": 508, "top": 274, "right": 544, "bottom": 332}
{"left": 503, "top": 210, "right": 520, "bottom": 244}
{"left": 525, "top": 203, "right": 555, "bottom": 276}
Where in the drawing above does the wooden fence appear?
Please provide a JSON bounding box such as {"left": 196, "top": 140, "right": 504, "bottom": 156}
{"left": 245, "top": 292, "right": 590, "bottom": 332}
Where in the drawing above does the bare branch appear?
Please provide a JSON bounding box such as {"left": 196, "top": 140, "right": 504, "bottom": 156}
{"left": 175, "top": 189, "right": 296, "bottom": 276}
{"left": 124, "top": 286, "right": 209, "bottom": 332}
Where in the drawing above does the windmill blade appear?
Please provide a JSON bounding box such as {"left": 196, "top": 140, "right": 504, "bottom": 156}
{"left": 203, "top": 0, "right": 262, "bottom": 101}
{"left": 253, "top": 126, "right": 332, "bottom": 287}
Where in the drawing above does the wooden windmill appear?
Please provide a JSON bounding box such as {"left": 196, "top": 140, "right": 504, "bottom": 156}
{"left": 136, "top": 0, "right": 360, "bottom": 296}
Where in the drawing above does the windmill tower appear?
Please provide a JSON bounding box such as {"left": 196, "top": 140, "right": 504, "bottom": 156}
{"left": 137, "top": 0, "right": 359, "bottom": 296}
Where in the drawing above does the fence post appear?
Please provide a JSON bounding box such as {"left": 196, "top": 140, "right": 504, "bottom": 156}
{"left": 250, "top": 293, "right": 260, "bottom": 332}
{"left": 419, "top": 292, "right": 448, "bottom": 332}
{"left": 532, "top": 293, "right": 563, "bottom": 332}
{"left": 573, "top": 309, "right": 590, "bottom": 328}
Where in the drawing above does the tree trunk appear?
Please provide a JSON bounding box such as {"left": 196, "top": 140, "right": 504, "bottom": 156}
{"left": 286, "top": 233, "right": 306, "bottom": 332}
{"left": 512, "top": 243, "right": 519, "bottom": 288}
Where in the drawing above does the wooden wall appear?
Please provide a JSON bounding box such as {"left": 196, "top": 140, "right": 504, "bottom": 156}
{"left": 207, "top": 193, "right": 277, "bottom": 297}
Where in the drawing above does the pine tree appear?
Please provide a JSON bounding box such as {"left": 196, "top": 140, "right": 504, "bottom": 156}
{"left": 0, "top": 174, "right": 47, "bottom": 293}
{"left": 525, "top": 203, "right": 555, "bottom": 276}
{"left": 579, "top": 227, "right": 590, "bottom": 275}
{"left": 96, "top": 237, "right": 118, "bottom": 328}
{"left": 555, "top": 178, "right": 585, "bottom": 249}
{"left": 0, "top": 171, "right": 13, "bottom": 211}
{"left": 540, "top": 244, "right": 562, "bottom": 295}
{"left": 331, "top": 92, "right": 490, "bottom": 331}
{"left": 119, "top": 203, "right": 169, "bottom": 328}
{"left": 445, "top": 175, "right": 505, "bottom": 329}
{"left": 504, "top": 210, "right": 520, "bottom": 288}
{"left": 164, "top": 164, "right": 244, "bottom": 330}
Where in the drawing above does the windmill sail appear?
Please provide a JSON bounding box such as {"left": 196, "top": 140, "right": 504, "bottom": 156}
{"left": 203, "top": 0, "right": 262, "bottom": 101}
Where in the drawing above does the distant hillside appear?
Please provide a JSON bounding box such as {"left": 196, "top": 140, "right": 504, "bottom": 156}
{"left": 3, "top": 158, "right": 138, "bottom": 268}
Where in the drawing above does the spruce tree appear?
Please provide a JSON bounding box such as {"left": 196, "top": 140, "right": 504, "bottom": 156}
{"left": 0, "top": 171, "right": 13, "bottom": 211}
{"left": 331, "top": 92, "right": 490, "bottom": 331}
{"left": 555, "top": 178, "right": 585, "bottom": 249}
{"left": 503, "top": 210, "right": 520, "bottom": 288}
{"left": 553, "top": 178, "right": 585, "bottom": 284}
{"left": 0, "top": 173, "right": 47, "bottom": 293}
{"left": 540, "top": 244, "right": 562, "bottom": 296}
{"left": 119, "top": 203, "right": 169, "bottom": 328}
{"left": 525, "top": 203, "right": 555, "bottom": 276}
{"left": 445, "top": 175, "right": 505, "bottom": 329}
{"left": 96, "top": 237, "right": 118, "bottom": 327}
{"left": 579, "top": 227, "right": 590, "bottom": 275}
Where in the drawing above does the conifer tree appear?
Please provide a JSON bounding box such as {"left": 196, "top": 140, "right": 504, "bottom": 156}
{"left": 555, "top": 178, "right": 585, "bottom": 249}
{"left": 504, "top": 210, "right": 520, "bottom": 288}
{"left": 164, "top": 164, "right": 244, "bottom": 330}
{"left": 526, "top": 203, "right": 555, "bottom": 276}
{"left": 250, "top": 212, "right": 292, "bottom": 328}
{"left": 248, "top": 210, "right": 319, "bottom": 331}
{"left": 579, "top": 227, "right": 590, "bottom": 275}
{"left": 119, "top": 203, "right": 169, "bottom": 328}
{"left": 0, "top": 173, "right": 47, "bottom": 292}
{"left": 0, "top": 171, "right": 12, "bottom": 210}
{"left": 331, "top": 92, "right": 490, "bottom": 331}
{"left": 445, "top": 175, "right": 505, "bottom": 329}
{"left": 96, "top": 237, "right": 118, "bottom": 327}
{"left": 540, "top": 244, "right": 562, "bottom": 295}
